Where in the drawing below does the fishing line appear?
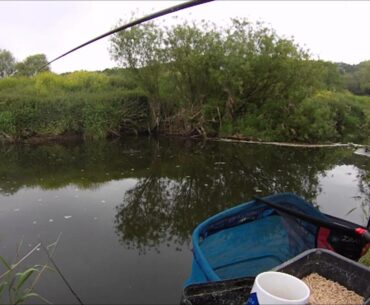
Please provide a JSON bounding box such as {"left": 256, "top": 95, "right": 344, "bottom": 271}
{"left": 39, "top": 0, "right": 214, "bottom": 72}
{"left": 39, "top": 241, "right": 84, "bottom": 305}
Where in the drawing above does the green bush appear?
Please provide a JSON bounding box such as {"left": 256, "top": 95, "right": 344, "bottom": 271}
{"left": 291, "top": 91, "right": 370, "bottom": 143}
{"left": 0, "top": 71, "right": 148, "bottom": 140}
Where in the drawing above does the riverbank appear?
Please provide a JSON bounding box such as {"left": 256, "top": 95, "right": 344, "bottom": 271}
{"left": 2, "top": 19, "right": 370, "bottom": 146}
{"left": 1, "top": 132, "right": 369, "bottom": 152}
{"left": 0, "top": 72, "right": 369, "bottom": 146}
{"left": 1, "top": 75, "right": 370, "bottom": 147}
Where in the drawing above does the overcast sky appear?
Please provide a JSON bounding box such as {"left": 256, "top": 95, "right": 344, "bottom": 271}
{"left": 1, "top": 1, "right": 370, "bottom": 74}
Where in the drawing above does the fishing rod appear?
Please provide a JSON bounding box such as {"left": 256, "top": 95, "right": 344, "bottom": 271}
{"left": 38, "top": 0, "right": 214, "bottom": 72}
{"left": 254, "top": 196, "right": 370, "bottom": 243}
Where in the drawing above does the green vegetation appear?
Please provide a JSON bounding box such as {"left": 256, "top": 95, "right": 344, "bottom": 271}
{"left": 0, "top": 71, "right": 148, "bottom": 140}
{"left": 0, "top": 49, "right": 16, "bottom": 78}
{"left": 360, "top": 250, "right": 370, "bottom": 267}
{"left": 0, "top": 19, "right": 369, "bottom": 143}
{"left": 0, "top": 238, "right": 59, "bottom": 304}
{"left": 15, "top": 54, "right": 50, "bottom": 77}
{"left": 340, "top": 61, "right": 370, "bottom": 96}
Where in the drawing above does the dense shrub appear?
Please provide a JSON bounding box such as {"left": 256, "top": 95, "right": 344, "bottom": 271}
{"left": 290, "top": 91, "right": 370, "bottom": 143}
{"left": 0, "top": 72, "right": 148, "bottom": 140}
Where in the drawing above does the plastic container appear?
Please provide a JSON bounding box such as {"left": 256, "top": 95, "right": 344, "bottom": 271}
{"left": 274, "top": 248, "right": 370, "bottom": 305}
{"left": 181, "top": 276, "right": 254, "bottom": 305}
{"left": 181, "top": 249, "right": 370, "bottom": 305}
{"left": 246, "top": 271, "right": 310, "bottom": 305}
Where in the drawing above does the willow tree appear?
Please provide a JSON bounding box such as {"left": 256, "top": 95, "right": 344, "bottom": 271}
{"left": 15, "top": 54, "right": 50, "bottom": 77}
{"left": 0, "top": 49, "right": 16, "bottom": 78}
{"left": 110, "top": 21, "right": 164, "bottom": 131}
{"left": 216, "top": 19, "right": 334, "bottom": 139}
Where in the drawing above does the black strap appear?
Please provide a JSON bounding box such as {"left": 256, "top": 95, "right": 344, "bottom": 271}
{"left": 254, "top": 196, "right": 369, "bottom": 241}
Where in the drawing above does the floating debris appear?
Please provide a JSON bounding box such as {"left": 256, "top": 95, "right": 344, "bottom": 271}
{"left": 64, "top": 215, "right": 72, "bottom": 219}
{"left": 354, "top": 148, "right": 370, "bottom": 158}
{"left": 93, "top": 217, "right": 98, "bottom": 220}
{"left": 176, "top": 165, "right": 181, "bottom": 168}
{"left": 37, "top": 198, "right": 43, "bottom": 202}
{"left": 13, "top": 208, "right": 20, "bottom": 212}
{"left": 32, "top": 221, "right": 37, "bottom": 224}
{"left": 49, "top": 219, "right": 54, "bottom": 223}
{"left": 101, "top": 200, "right": 106, "bottom": 204}
{"left": 214, "top": 162, "right": 226, "bottom": 165}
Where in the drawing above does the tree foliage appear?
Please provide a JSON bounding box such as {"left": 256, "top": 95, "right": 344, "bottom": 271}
{"left": 15, "top": 54, "right": 50, "bottom": 77}
{"left": 110, "top": 21, "right": 164, "bottom": 129}
{"left": 0, "top": 49, "right": 16, "bottom": 78}
{"left": 342, "top": 60, "right": 370, "bottom": 95}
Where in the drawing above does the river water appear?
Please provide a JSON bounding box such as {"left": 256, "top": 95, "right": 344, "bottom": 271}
{"left": 0, "top": 137, "right": 368, "bottom": 304}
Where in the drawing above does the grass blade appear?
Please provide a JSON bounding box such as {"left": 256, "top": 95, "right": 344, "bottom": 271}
{"left": 16, "top": 292, "right": 52, "bottom": 305}
{"left": 16, "top": 267, "right": 38, "bottom": 290}
{"left": 0, "top": 256, "right": 11, "bottom": 271}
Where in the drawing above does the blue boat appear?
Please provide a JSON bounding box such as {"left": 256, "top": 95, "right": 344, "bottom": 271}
{"left": 185, "top": 193, "right": 369, "bottom": 287}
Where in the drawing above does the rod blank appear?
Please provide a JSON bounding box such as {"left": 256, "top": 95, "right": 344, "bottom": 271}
{"left": 39, "top": 0, "right": 214, "bottom": 71}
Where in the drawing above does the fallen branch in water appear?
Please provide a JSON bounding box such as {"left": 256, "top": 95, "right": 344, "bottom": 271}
{"left": 209, "top": 137, "right": 366, "bottom": 148}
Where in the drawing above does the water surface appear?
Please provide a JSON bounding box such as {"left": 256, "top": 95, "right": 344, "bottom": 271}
{"left": 0, "top": 138, "right": 368, "bottom": 304}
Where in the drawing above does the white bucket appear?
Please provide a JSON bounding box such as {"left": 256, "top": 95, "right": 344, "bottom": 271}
{"left": 246, "top": 271, "right": 310, "bottom": 305}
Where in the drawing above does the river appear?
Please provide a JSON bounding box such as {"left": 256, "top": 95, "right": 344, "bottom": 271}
{"left": 0, "top": 137, "right": 368, "bottom": 304}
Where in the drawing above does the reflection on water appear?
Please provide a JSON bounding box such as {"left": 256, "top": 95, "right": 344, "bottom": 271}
{"left": 0, "top": 138, "right": 368, "bottom": 304}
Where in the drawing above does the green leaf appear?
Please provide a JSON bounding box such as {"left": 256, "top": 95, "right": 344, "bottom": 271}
{"left": 14, "top": 296, "right": 26, "bottom": 305}
{"left": 15, "top": 268, "right": 38, "bottom": 290}
{"left": 16, "top": 292, "right": 52, "bottom": 305}
{"left": 0, "top": 256, "right": 11, "bottom": 271}
{"left": 0, "top": 281, "right": 7, "bottom": 296}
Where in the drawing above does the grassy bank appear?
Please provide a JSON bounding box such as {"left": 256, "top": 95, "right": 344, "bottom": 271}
{"left": 0, "top": 71, "right": 150, "bottom": 141}
{"left": 0, "top": 71, "right": 369, "bottom": 144}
